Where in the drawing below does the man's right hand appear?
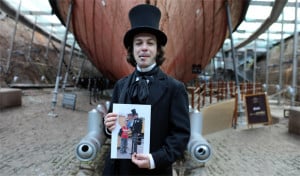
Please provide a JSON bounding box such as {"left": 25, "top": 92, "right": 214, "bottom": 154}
{"left": 104, "top": 113, "right": 118, "bottom": 132}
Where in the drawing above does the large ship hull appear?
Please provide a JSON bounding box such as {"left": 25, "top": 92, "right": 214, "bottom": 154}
{"left": 49, "top": 0, "right": 249, "bottom": 83}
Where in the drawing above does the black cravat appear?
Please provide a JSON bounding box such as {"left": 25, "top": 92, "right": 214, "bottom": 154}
{"left": 127, "top": 67, "right": 158, "bottom": 103}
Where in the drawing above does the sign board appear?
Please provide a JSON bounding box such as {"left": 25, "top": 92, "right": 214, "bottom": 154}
{"left": 62, "top": 93, "right": 77, "bottom": 110}
{"left": 245, "top": 93, "right": 272, "bottom": 125}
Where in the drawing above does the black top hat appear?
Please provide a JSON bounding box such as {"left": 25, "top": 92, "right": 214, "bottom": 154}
{"left": 131, "top": 109, "right": 138, "bottom": 116}
{"left": 123, "top": 4, "right": 167, "bottom": 48}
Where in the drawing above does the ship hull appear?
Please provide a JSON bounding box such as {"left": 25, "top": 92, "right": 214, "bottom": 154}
{"left": 49, "top": 0, "right": 249, "bottom": 83}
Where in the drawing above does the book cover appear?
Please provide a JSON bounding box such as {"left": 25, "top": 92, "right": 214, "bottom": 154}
{"left": 111, "top": 103, "right": 151, "bottom": 159}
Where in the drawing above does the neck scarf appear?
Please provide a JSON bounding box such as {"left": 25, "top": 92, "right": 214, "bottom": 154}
{"left": 128, "top": 65, "right": 159, "bottom": 103}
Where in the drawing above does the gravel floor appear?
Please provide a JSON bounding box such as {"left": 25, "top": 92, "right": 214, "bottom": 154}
{"left": 1, "top": 88, "right": 300, "bottom": 176}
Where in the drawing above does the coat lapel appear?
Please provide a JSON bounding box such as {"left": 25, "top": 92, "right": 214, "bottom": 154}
{"left": 146, "top": 69, "right": 168, "bottom": 105}
{"left": 119, "top": 73, "right": 134, "bottom": 103}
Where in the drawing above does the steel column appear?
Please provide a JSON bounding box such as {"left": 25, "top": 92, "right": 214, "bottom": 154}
{"left": 44, "top": 25, "right": 53, "bottom": 59}
{"left": 253, "top": 40, "right": 257, "bottom": 94}
{"left": 62, "top": 40, "right": 76, "bottom": 91}
{"left": 26, "top": 16, "right": 37, "bottom": 62}
{"left": 221, "top": 47, "right": 228, "bottom": 81}
{"left": 291, "top": 0, "right": 299, "bottom": 106}
{"left": 74, "top": 54, "right": 86, "bottom": 89}
{"left": 6, "top": 0, "right": 21, "bottom": 74}
{"left": 225, "top": 1, "right": 244, "bottom": 127}
{"left": 265, "top": 30, "right": 271, "bottom": 93}
{"left": 278, "top": 12, "right": 285, "bottom": 105}
{"left": 243, "top": 49, "right": 247, "bottom": 88}
{"left": 49, "top": 0, "right": 74, "bottom": 117}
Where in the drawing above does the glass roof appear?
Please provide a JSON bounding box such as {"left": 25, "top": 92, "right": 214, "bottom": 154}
{"left": 1, "top": 0, "right": 300, "bottom": 54}
{"left": 223, "top": 0, "right": 300, "bottom": 52}
{"left": 2, "top": 0, "right": 80, "bottom": 49}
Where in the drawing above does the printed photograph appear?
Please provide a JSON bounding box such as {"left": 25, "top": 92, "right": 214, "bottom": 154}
{"left": 111, "top": 104, "right": 151, "bottom": 159}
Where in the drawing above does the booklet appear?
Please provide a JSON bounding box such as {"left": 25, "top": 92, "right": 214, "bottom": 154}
{"left": 111, "top": 103, "right": 151, "bottom": 159}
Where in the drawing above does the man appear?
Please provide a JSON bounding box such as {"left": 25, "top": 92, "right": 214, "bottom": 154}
{"left": 119, "top": 125, "right": 129, "bottom": 154}
{"left": 130, "top": 111, "right": 143, "bottom": 154}
{"left": 103, "top": 4, "right": 190, "bottom": 175}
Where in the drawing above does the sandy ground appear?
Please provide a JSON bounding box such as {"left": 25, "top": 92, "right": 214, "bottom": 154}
{"left": 1, "top": 88, "right": 300, "bottom": 176}
{"left": 0, "top": 88, "right": 99, "bottom": 176}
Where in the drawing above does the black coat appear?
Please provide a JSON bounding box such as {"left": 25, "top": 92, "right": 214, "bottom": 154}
{"left": 103, "top": 68, "right": 190, "bottom": 175}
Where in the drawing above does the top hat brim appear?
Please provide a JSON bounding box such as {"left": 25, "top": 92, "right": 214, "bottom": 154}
{"left": 123, "top": 27, "right": 167, "bottom": 48}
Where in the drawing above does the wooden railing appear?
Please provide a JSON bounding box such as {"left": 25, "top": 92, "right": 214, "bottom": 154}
{"left": 187, "top": 81, "right": 264, "bottom": 111}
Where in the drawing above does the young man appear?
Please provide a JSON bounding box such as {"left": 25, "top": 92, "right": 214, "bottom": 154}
{"left": 119, "top": 125, "right": 129, "bottom": 154}
{"left": 103, "top": 4, "right": 190, "bottom": 175}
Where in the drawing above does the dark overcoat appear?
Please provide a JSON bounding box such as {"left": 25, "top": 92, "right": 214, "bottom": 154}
{"left": 103, "top": 68, "right": 190, "bottom": 175}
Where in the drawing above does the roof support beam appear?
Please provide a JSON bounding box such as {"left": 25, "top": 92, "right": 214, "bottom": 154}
{"left": 233, "top": 0, "right": 288, "bottom": 50}
{"left": 251, "top": 1, "right": 300, "bottom": 7}
{"left": 20, "top": 11, "right": 52, "bottom": 15}
{"left": 37, "top": 22, "right": 61, "bottom": 26}
{"left": 244, "top": 19, "right": 295, "bottom": 24}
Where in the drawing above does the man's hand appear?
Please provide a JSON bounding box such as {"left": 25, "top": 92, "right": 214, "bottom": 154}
{"left": 104, "top": 113, "right": 118, "bottom": 131}
{"left": 131, "top": 153, "right": 150, "bottom": 169}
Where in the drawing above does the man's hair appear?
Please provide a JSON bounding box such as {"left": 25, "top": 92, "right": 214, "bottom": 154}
{"left": 126, "top": 44, "right": 166, "bottom": 67}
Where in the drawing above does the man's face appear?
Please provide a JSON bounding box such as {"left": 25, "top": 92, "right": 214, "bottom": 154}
{"left": 133, "top": 33, "right": 158, "bottom": 68}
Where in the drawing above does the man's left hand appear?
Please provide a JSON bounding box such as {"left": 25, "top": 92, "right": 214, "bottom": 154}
{"left": 131, "top": 153, "right": 150, "bottom": 169}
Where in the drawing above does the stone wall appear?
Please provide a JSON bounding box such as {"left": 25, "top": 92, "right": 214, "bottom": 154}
{"left": 255, "top": 33, "right": 300, "bottom": 102}
{"left": 0, "top": 14, "right": 101, "bottom": 87}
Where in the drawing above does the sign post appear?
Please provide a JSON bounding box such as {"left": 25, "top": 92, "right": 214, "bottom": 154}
{"left": 245, "top": 93, "right": 272, "bottom": 127}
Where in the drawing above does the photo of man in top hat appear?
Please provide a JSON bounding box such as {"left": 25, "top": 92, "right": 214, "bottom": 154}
{"left": 129, "top": 109, "right": 143, "bottom": 154}
{"left": 103, "top": 3, "right": 190, "bottom": 175}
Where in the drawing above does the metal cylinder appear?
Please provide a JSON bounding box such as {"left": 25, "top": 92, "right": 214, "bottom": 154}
{"left": 75, "top": 108, "right": 105, "bottom": 161}
{"left": 187, "top": 109, "right": 212, "bottom": 163}
{"left": 190, "top": 109, "right": 203, "bottom": 133}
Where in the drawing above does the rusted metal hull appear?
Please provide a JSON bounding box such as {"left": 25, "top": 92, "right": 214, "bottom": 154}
{"left": 49, "top": 0, "right": 249, "bottom": 83}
